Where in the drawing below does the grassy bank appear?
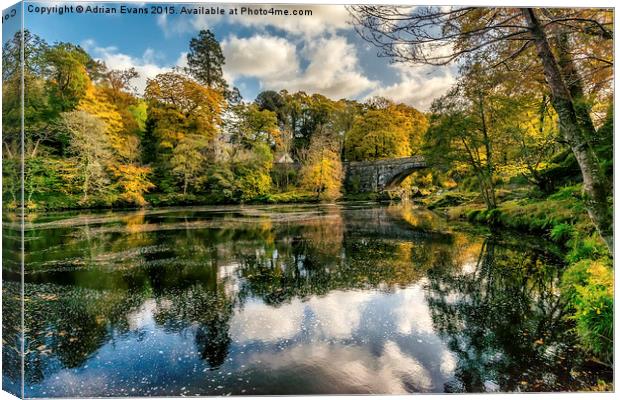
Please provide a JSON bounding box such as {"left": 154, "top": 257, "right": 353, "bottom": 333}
{"left": 423, "top": 184, "right": 613, "bottom": 368}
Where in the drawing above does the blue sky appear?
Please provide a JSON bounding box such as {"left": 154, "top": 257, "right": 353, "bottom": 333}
{"left": 15, "top": 1, "right": 455, "bottom": 110}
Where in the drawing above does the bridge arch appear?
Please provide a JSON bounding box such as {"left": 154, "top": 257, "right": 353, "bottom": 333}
{"left": 343, "top": 156, "right": 427, "bottom": 193}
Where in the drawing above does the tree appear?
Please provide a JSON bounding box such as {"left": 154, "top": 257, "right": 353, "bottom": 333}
{"left": 43, "top": 43, "right": 93, "bottom": 113}
{"left": 62, "top": 111, "right": 115, "bottom": 203}
{"left": 510, "top": 94, "right": 562, "bottom": 194}
{"left": 101, "top": 67, "right": 139, "bottom": 97}
{"left": 300, "top": 130, "right": 343, "bottom": 200}
{"left": 144, "top": 72, "right": 223, "bottom": 193}
{"left": 344, "top": 102, "right": 415, "bottom": 161}
{"left": 348, "top": 6, "right": 613, "bottom": 253}
{"left": 425, "top": 63, "right": 522, "bottom": 210}
{"left": 145, "top": 72, "right": 223, "bottom": 144}
{"left": 171, "top": 137, "right": 207, "bottom": 195}
{"left": 255, "top": 90, "right": 288, "bottom": 125}
{"left": 521, "top": 9, "right": 612, "bottom": 253}
{"left": 231, "top": 103, "right": 280, "bottom": 150}
{"left": 186, "top": 29, "right": 227, "bottom": 91}
{"left": 109, "top": 164, "right": 154, "bottom": 206}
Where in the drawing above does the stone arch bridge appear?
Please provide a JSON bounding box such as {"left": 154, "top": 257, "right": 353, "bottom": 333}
{"left": 344, "top": 155, "right": 427, "bottom": 192}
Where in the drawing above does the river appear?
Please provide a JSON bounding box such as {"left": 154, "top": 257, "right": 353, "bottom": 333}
{"left": 1, "top": 202, "right": 610, "bottom": 396}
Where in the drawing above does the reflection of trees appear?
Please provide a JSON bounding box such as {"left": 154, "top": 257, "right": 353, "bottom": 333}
{"left": 20, "top": 204, "right": 591, "bottom": 391}
{"left": 23, "top": 284, "right": 146, "bottom": 383}
{"left": 2, "top": 282, "right": 22, "bottom": 392}
{"left": 152, "top": 284, "right": 234, "bottom": 370}
{"left": 236, "top": 208, "right": 461, "bottom": 303}
{"left": 425, "top": 237, "right": 590, "bottom": 392}
{"left": 20, "top": 204, "right": 468, "bottom": 383}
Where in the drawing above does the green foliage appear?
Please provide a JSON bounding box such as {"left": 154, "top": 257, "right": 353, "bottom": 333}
{"left": 548, "top": 184, "right": 583, "bottom": 201}
{"left": 549, "top": 223, "right": 575, "bottom": 244}
{"left": 566, "top": 235, "right": 606, "bottom": 264}
{"left": 561, "top": 259, "right": 613, "bottom": 365}
{"left": 43, "top": 43, "right": 92, "bottom": 112}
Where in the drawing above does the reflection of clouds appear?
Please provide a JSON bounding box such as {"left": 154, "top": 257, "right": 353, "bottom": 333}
{"left": 231, "top": 286, "right": 441, "bottom": 342}
{"left": 308, "top": 290, "right": 373, "bottom": 339}
{"left": 378, "top": 341, "right": 433, "bottom": 392}
{"left": 244, "top": 340, "right": 434, "bottom": 393}
{"left": 231, "top": 290, "right": 375, "bottom": 343}
{"left": 440, "top": 349, "right": 457, "bottom": 376}
{"left": 126, "top": 299, "right": 157, "bottom": 331}
{"left": 392, "top": 284, "right": 434, "bottom": 335}
{"left": 219, "top": 262, "right": 242, "bottom": 297}
{"left": 231, "top": 299, "right": 305, "bottom": 342}
{"left": 34, "top": 369, "right": 110, "bottom": 398}
{"left": 461, "top": 261, "right": 478, "bottom": 275}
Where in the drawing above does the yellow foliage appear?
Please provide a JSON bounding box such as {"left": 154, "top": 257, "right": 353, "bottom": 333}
{"left": 110, "top": 164, "right": 155, "bottom": 206}
{"left": 345, "top": 103, "right": 426, "bottom": 161}
{"left": 300, "top": 137, "right": 343, "bottom": 200}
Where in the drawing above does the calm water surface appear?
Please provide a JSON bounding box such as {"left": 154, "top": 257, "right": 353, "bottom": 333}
{"left": 2, "top": 202, "right": 610, "bottom": 396}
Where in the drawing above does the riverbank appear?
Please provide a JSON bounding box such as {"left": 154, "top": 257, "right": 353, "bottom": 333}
{"left": 420, "top": 184, "right": 613, "bottom": 373}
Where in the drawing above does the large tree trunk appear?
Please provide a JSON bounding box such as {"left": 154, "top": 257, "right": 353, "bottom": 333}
{"left": 555, "top": 31, "right": 598, "bottom": 138}
{"left": 522, "top": 8, "right": 613, "bottom": 255}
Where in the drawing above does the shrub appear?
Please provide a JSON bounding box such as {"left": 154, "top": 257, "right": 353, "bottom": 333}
{"left": 466, "top": 209, "right": 481, "bottom": 222}
{"left": 561, "top": 259, "right": 613, "bottom": 365}
{"left": 566, "top": 235, "right": 605, "bottom": 263}
{"left": 484, "top": 208, "right": 502, "bottom": 227}
{"left": 548, "top": 184, "right": 582, "bottom": 201}
{"left": 550, "top": 223, "right": 575, "bottom": 244}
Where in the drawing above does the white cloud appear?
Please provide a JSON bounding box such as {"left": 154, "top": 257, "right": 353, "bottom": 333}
{"left": 222, "top": 35, "right": 298, "bottom": 80}
{"left": 82, "top": 39, "right": 186, "bottom": 95}
{"left": 274, "top": 36, "right": 377, "bottom": 99}
{"left": 366, "top": 63, "right": 456, "bottom": 111}
{"left": 222, "top": 34, "right": 377, "bottom": 100}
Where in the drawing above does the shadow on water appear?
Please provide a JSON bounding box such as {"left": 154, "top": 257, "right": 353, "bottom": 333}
{"left": 1, "top": 202, "right": 611, "bottom": 396}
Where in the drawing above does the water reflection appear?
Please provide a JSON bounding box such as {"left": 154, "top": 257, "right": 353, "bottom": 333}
{"left": 1, "top": 202, "right": 609, "bottom": 396}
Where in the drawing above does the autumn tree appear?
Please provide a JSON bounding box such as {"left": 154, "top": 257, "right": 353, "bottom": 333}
{"left": 231, "top": 103, "right": 280, "bottom": 150}
{"left": 144, "top": 72, "right": 223, "bottom": 194}
{"left": 62, "top": 111, "right": 115, "bottom": 203}
{"left": 345, "top": 100, "right": 418, "bottom": 161}
{"left": 300, "top": 129, "right": 343, "bottom": 200}
{"left": 348, "top": 6, "right": 613, "bottom": 253}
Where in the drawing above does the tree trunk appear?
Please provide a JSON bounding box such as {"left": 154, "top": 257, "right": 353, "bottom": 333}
{"left": 555, "top": 31, "right": 598, "bottom": 138}
{"left": 522, "top": 8, "right": 613, "bottom": 255}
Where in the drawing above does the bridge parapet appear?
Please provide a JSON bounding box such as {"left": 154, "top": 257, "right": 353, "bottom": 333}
{"left": 344, "top": 156, "right": 427, "bottom": 193}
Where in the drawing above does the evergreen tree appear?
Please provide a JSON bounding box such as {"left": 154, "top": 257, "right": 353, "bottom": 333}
{"left": 186, "top": 29, "right": 227, "bottom": 91}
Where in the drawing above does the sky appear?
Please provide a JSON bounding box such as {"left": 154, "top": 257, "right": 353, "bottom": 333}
{"left": 9, "top": 1, "right": 457, "bottom": 110}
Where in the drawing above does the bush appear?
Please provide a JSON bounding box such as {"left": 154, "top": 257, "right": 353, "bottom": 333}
{"left": 549, "top": 184, "right": 583, "bottom": 201}
{"left": 566, "top": 235, "right": 605, "bottom": 263}
{"left": 484, "top": 208, "right": 502, "bottom": 226}
{"left": 550, "top": 223, "right": 575, "bottom": 244}
{"left": 561, "top": 259, "right": 613, "bottom": 365}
